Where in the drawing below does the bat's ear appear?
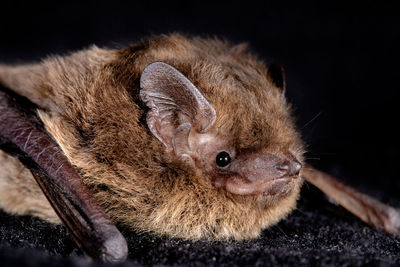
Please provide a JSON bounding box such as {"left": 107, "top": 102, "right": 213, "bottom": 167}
{"left": 0, "top": 63, "right": 50, "bottom": 109}
{"left": 140, "top": 62, "right": 216, "bottom": 156}
{"left": 267, "top": 62, "right": 286, "bottom": 92}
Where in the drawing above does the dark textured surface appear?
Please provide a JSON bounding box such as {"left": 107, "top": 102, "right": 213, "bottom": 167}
{"left": 1, "top": 182, "right": 399, "bottom": 266}
{"left": 1, "top": 1, "right": 400, "bottom": 266}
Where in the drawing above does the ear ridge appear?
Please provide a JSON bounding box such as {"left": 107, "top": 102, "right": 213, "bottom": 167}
{"left": 172, "top": 122, "right": 192, "bottom": 158}
{"left": 140, "top": 62, "right": 216, "bottom": 151}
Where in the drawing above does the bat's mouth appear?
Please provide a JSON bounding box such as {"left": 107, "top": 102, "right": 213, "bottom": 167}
{"left": 215, "top": 174, "right": 299, "bottom": 196}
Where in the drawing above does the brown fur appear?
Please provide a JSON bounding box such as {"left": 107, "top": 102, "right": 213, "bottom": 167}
{"left": 0, "top": 34, "right": 304, "bottom": 240}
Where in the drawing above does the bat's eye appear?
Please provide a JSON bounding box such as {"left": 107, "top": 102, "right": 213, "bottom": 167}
{"left": 216, "top": 151, "right": 232, "bottom": 167}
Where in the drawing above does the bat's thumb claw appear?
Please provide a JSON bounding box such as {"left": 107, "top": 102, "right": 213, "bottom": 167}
{"left": 100, "top": 228, "right": 128, "bottom": 263}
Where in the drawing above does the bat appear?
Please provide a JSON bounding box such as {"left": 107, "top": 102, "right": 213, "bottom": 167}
{"left": 0, "top": 34, "right": 399, "bottom": 262}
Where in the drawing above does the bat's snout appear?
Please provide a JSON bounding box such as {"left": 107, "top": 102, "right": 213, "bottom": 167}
{"left": 230, "top": 152, "right": 302, "bottom": 182}
{"left": 217, "top": 152, "right": 302, "bottom": 195}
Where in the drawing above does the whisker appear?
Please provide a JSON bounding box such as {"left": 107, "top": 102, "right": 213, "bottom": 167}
{"left": 303, "top": 180, "right": 311, "bottom": 189}
{"left": 301, "top": 111, "right": 322, "bottom": 129}
{"left": 295, "top": 207, "right": 307, "bottom": 216}
{"left": 274, "top": 225, "right": 288, "bottom": 238}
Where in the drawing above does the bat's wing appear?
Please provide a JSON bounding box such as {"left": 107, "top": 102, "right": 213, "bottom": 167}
{"left": 302, "top": 165, "right": 400, "bottom": 235}
{"left": 0, "top": 88, "right": 128, "bottom": 262}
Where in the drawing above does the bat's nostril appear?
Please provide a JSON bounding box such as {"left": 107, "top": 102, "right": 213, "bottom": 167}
{"left": 276, "top": 161, "right": 302, "bottom": 176}
{"left": 276, "top": 164, "right": 289, "bottom": 174}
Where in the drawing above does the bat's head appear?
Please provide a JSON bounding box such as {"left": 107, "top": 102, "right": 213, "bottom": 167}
{"left": 124, "top": 35, "right": 305, "bottom": 240}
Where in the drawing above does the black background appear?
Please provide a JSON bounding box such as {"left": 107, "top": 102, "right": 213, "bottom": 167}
{"left": 1, "top": 1, "right": 400, "bottom": 265}
{"left": 1, "top": 0, "right": 399, "bottom": 198}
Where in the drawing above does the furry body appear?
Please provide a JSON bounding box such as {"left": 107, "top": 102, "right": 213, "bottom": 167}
{"left": 0, "top": 35, "right": 304, "bottom": 240}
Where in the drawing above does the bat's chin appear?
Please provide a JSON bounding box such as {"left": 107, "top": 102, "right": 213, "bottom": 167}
{"left": 215, "top": 174, "right": 300, "bottom": 196}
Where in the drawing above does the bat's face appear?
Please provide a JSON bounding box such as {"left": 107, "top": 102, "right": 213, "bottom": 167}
{"left": 0, "top": 34, "right": 305, "bottom": 241}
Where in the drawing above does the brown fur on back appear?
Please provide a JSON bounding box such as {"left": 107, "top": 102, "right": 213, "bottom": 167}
{"left": 0, "top": 34, "right": 304, "bottom": 240}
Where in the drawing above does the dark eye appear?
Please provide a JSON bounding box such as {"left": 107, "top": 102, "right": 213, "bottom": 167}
{"left": 216, "top": 151, "right": 232, "bottom": 167}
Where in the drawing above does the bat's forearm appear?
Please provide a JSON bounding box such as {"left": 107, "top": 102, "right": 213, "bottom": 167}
{"left": 0, "top": 89, "right": 128, "bottom": 262}
{"left": 302, "top": 165, "right": 400, "bottom": 235}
